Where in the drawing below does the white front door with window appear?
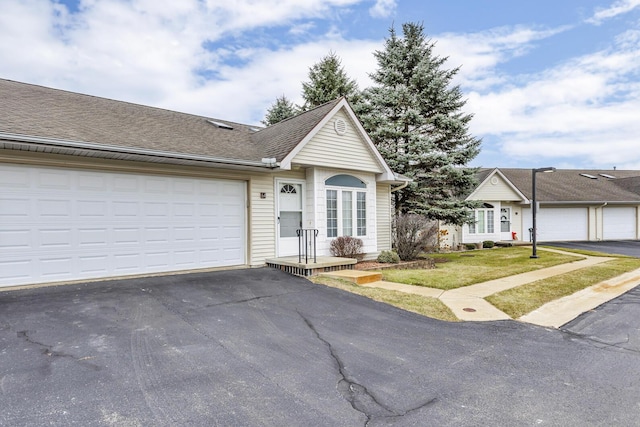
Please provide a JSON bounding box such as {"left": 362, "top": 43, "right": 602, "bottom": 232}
{"left": 277, "top": 181, "right": 304, "bottom": 256}
{"left": 500, "top": 207, "right": 512, "bottom": 240}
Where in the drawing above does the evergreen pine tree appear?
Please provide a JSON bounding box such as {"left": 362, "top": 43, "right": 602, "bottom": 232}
{"left": 301, "top": 51, "right": 359, "bottom": 110}
{"left": 261, "top": 95, "right": 297, "bottom": 126}
{"left": 356, "top": 22, "right": 481, "bottom": 225}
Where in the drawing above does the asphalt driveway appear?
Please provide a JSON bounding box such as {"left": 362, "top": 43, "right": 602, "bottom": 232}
{"left": 543, "top": 239, "right": 640, "bottom": 257}
{"left": 1, "top": 268, "right": 640, "bottom": 426}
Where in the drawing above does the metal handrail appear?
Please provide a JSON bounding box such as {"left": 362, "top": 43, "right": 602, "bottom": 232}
{"left": 296, "top": 229, "right": 318, "bottom": 263}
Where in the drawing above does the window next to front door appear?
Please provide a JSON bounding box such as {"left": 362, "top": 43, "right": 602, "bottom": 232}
{"left": 326, "top": 174, "right": 367, "bottom": 238}
{"left": 469, "top": 203, "right": 495, "bottom": 234}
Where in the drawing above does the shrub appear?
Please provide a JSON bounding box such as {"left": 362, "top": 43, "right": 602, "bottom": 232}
{"left": 377, "top": 250, "right": 400, "bottom": 264}
{"left": 483, "top": 240, "right": 495, "bottom": 249}
{"left": 330, "top": 236, "right": 364, "bottom": 260}
{"left": 393, "top": 214, "right": 438, "bottom": 261}
{"left": 464, "top": 243, "right": 477, "bottom": 250}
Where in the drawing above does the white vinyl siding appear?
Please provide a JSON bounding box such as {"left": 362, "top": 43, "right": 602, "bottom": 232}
{"left": 376, "top": 184, "right": 392, "bottom": 251}
{"left": 471, "top": 174, "right": 524, "bottom": 202}
{"left": 292, "top": 110, "right": 384, "bottom": 173}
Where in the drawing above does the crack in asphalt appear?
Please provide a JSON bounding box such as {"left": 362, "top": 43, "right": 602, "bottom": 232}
{"left": 16, "top": 330, "right": 101, "bottom": 370}
{"left": 561, "top": 329, "right": 640, "bottom": 354}
{"left": 203, "top": 288, "right": 314, "bottom": 308}
{"left": 297, "top": 312, "right": 436, "bottom": 425}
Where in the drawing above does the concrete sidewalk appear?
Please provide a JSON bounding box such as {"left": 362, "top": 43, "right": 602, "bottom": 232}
{"left": 323, "top": 248, "right": 640, "bottom": 328}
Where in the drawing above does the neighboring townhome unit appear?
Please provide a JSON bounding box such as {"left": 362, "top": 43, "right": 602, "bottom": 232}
{"left": 440, "top": 167, "right": 640, "bottom": 249}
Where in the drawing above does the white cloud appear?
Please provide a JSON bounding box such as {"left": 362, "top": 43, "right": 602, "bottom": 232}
{"left": 465, "top": 28, "right": 640, "bottom": 168}
{"left": 0, "top": 0, "right": 372, "bottom": 122}
{"left": 587, "top": 0, "right": 640, "bottom": 25}
{"left": 160, "top": 37, "right": 379, "bottom": 124}
{"left": 435, "top": 25, "right": 571, "bottom": 91}
{"left": 369, "top": 0, "right": 397, "bottom": 18}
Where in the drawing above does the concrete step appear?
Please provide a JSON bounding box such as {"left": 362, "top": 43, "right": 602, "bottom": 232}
{"left": 320, "top": 270, "right": 383, "bottom": 285}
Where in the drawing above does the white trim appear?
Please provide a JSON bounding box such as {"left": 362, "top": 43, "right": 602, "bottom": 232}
{"left": 275, "top": 178, "right": 307, "bottom": 256}
{"left": 467, "top": 168, "right": 528, "bottom": 203}
{"left": 278, "top": 99, "right": 398, "bottom": 182}
{"left": 0, "top": 132, "right": 279, "bottom": 169}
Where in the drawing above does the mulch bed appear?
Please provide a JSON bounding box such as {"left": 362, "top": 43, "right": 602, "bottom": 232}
{"left": 354, "top": 258, "right": 435, "bottom": 271}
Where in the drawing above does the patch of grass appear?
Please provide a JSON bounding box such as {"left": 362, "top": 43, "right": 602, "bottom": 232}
{"left": 540, "top": 246, "right": 633, "bottom": 258}
{"left": 487, "top": 257, "right": 640, "bottom": 318}
{"left": 380, "top": 247, "right": 582, "bottom": 290}
{"left": 310, "top": 276, "right": 458, "bottom": 322}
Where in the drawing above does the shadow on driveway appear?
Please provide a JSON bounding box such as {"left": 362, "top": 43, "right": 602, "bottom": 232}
{"left": 543, "top": 240, "right": 640, "bottom": 257}
{"left": 1, "top": 268, "right": 639, "bottom": 425}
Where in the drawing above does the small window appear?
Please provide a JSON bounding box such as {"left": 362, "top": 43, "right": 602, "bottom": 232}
{"left": 325, "top": 174, "right": 366, "bottom": 188}
{"left": 280, "top": 184, "right": 297, "bottom": 194}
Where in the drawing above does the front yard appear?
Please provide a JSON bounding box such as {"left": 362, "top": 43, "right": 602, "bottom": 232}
{"left": 380, "top": 247, "right": 581, "bottom": 290}
{"left": 313, "top": 246, "right": 640, "bottom": 322}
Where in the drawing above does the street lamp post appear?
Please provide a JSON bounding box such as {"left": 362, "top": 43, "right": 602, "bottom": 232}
{"left": 530, "top": 167, "right": 556, "bottom": 259}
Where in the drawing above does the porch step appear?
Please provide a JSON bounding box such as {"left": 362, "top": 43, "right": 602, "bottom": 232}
{"left": 320, "top": 270, "right": 383, "bottom": 285}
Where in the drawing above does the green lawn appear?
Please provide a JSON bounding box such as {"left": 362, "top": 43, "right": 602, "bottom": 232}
{"left": 311, "top": 276, "right": 458, "bottom": 322}
{"left": 380, "top": 247, "right": 583, "bottom": 290}
{"left": 487, "top": 257, "right": 640, "bottom": 318}
{"left": 311, "top": 246, "right": 640, "bottom": 322}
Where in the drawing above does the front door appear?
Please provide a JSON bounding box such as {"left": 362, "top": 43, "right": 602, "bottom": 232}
{"left": 500, "top": 207, "right": 512, "bottom": 240}
{"left": 277, "top": 181, "right": 303, "bottom": 256}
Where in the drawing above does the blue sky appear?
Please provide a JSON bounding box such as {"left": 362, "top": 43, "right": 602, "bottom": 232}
{"left": 1, "top": 0, "right": 639, "bottom": 169}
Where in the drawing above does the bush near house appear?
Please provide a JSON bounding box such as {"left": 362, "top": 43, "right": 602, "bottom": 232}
{"left": 330, "top": 236, "right": 364, "bottom": 260}
{"left": 377, "top": 250, "right": 401, "bottom": 264}
{"left": 394, "top": 214, "right": 438, "bottom": 260}
{"left": 483, "top": 240, "right": 495, "bottom": 248}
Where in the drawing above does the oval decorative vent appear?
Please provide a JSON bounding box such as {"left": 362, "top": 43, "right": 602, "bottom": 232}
{"left": 334, "top": 118, "right": 347, "bottom": 135}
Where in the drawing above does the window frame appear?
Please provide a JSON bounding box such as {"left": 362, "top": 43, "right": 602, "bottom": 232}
{"left": 325, "top": 175, "right": 367, "bottom": 238}
{"left": 469, "top": 203, "right": 495, "bottom": 235}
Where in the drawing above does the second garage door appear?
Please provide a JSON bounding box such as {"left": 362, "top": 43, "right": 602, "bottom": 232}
{"left": 603, "top": 206, "right": 637, "bottom": 240}
{"left": 524, "top": 207, "right": 589, "bottom": 241}
{"left": 1, "top": 163, "right": 246, "bottom": 287}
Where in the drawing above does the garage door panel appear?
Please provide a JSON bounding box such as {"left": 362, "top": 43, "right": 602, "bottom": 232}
{"left": 524, "top": 207, "right": 588, "bottom": 241}
{"left": 1, "top": 164, "right": 246, "bottom": 287}
{"left": 603, "top": 207, "right": 636, "bottom": 240}
{"left": 79, "top": 255, "right": 109, "bottom": 274}
{"left": 78, "top": 228, "right": 109, "bottom": 247}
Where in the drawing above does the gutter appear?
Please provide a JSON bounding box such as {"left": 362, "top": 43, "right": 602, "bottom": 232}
{"left": 522, "top": 200, "right": 640, "bottom": 205}
{"left": 0, "top": 132, "right": 281, "bottom": 169}
{"left": 391, "top": 180, "right": 409, "bottom": 192}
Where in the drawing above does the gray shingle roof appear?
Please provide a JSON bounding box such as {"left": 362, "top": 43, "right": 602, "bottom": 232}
{"left": 487, "top": 168, "right": 640, "bottom": 202}
{"left": 0, "top": 78, "right": 343, "bottom": 164}
{"left": 252, "top": 98, "right": 342, "bottom": 161}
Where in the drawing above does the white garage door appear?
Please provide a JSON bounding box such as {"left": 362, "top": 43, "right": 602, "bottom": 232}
{"left": 603, "top": 207, "right": 636, "bottom": 240}
{"left": 0, "top": 163, "right": 246, "bottom": 287}
{"left": 524, "top": 207, "right": 588, "bottom": 241}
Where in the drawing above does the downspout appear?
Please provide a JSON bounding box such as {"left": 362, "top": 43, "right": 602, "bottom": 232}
{"left": 391, "top": 181, "right": 409, "bottom": 192}
{"left": 595, "top": 202, "right": 607, "bottom": 241}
